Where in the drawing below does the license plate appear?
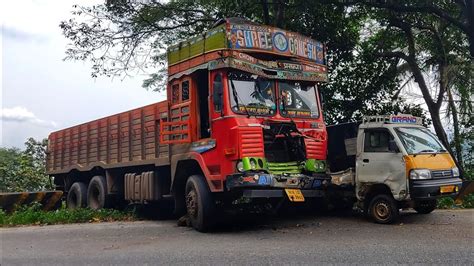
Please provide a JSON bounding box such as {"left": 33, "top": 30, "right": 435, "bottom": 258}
{"left": 285, "top": 189, "right": 305, "bottom": 202}
{"left": 440, "top": 185, "right": 455, "bottom": 193}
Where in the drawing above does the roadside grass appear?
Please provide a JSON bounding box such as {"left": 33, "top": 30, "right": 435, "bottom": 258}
{"left": 437, "top": 193, "right": 474, "bottom": 209}
{"left": 0, "top": 203, "right": 137, "bottom": 227}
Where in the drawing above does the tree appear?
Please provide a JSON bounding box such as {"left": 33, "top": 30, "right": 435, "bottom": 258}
{"left": 338, "top": 1, "right": 473, "bottom": 171}
{"left": 0, "top": 138, "right": 52, "bottom": 192}
{"left": 61, "top": 0, "right": 422, "bottom": 124}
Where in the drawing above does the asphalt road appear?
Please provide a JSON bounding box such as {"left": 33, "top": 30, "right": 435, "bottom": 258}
{"left": 1, "top": 209, "right": 473, "bottom": 265}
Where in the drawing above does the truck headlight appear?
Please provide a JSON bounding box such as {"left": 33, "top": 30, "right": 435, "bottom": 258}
{"left": 236, "top": 161, "right": 244, "bottom": 172}
{"left": 249, "top": 159, "right": 257, "bottom": 170}
{"left": 452, "top": 167, "right": 460, "bottom": 177}
{"left": 409, "top": 169, "right": 431, "bottom": 180}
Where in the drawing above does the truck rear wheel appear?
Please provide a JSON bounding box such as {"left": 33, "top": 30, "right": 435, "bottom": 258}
{"left": 185, "top": 175, "right": 216, "bottom": 232}
{"left": 368, "top": 194, "right": 399, "bottom": 224}
{"left": 67, "top": 182, "right": 87, "bottom": 209}
{"left": 87, "top": 176, "right": 108, "bottom": 210}
{"left": 414, "top": 200, "right": 437, "bottom": 214}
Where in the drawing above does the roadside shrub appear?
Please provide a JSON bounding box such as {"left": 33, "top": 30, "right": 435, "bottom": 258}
{"left": 461, "top": 193, "right": 474, "bottom": 208}
{"left": 0, "top": 204, "right": 136, "bottom": 227}
{"left": 437, "top": 197, "right": 455, "bottom": 209}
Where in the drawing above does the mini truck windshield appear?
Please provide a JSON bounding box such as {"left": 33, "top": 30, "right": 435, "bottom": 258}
{"left": 228, "top": 72, "right": 276, "bottom": 116}
{"left": 395, "top": 127, "right": 447, "bottom": 154}
{"left": 280, "top": 81, "right": 319, "bottom": 118}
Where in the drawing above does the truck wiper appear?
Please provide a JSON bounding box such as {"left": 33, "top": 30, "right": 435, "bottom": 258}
{"left": 419, "top": 149, "right": 436, "bottom": 153}
{"left": 230, "top": 79, "right": 252, "bottom": 118}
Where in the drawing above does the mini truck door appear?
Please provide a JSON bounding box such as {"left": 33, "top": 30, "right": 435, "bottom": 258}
{"left": 356, "top": 128, "right": 407, "bottom": 201}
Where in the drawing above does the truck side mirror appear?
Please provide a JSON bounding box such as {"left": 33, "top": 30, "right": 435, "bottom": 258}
{"left": 389, "top": 139, "right": 400, "bottom": 153}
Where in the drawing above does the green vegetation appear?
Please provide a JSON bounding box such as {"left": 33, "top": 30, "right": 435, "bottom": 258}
{"left": 0, "top": 203, "right": 136, "bottom": 227}
{"left": 437, "top": 194, "right": 474, "bottom": 209}
{"left": 0, "top": 138, "right": 52, "bottom": 192}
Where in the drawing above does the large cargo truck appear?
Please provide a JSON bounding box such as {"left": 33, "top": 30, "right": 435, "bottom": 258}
{"left": 46, "top": 18, "right": 329, "bottom": 231}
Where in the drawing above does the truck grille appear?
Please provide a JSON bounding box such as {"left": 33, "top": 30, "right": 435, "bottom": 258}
{"left": 267, "top": 161, "right": 303, "bottom": 174}
{"left": 431, "top": 169, "right": 452, "bottom": 179}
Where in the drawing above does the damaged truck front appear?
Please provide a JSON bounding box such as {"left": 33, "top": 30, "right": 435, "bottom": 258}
{"left": 47, "top": 18, "right": 329, "bottom": 232}
{"left": 326, "top": 115, "right": 463, "bottom": 224}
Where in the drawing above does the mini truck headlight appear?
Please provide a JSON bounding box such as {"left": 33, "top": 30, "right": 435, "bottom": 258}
{"left": 410, "top": 169, "right": 431, "bottom": 179}
{"left": 452, "top": 167, "right": 460, "bottom": 177}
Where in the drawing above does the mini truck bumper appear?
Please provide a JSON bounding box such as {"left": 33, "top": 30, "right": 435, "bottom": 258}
{"left": 410, "top": 177, "right": 463, "bottom": 199}
{"left": 225, "top": 172, "right": 328, "bottom": 199}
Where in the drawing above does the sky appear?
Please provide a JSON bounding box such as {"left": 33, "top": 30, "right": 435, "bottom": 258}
{"left": 1, "top": 0, "right": 166, "bottom": 148}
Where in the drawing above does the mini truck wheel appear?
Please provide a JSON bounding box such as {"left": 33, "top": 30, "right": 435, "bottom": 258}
{"left": 185, "top": 175, "right": 216, "bottom": 232}
{"left": 67, "top": 182, "right": 87, "bottom": 209}
{"left": 87, "top": 176, "right": 108, "bottom": 210}
{"left": 368, "top": 194, "right": 400, "bottom": 224}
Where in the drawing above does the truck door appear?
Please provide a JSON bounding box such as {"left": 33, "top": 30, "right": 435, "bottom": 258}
{"left": 356, "top": 128, "right": 406, "bottom": 199}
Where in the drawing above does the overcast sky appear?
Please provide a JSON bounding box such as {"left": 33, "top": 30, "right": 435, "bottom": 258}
{"left": 1, "top": 0, "right": 165, "bottom": 148}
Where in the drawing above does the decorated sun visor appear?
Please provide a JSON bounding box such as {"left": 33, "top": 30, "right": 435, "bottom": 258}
{"left": 167, "top": 18, "right": 327, "bottom": 77}
{"left": 227, "top": 23, "right": 325, "bottom": 65}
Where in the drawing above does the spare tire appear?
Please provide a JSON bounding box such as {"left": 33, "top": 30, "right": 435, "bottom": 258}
{"left": 67, "top": 182, "right": 87, "bottom": 209}
{"left": 87, "top": 176, "right": 108, "bottom": 210}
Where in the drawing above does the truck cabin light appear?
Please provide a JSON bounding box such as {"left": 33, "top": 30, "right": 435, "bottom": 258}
{"left": 409, "top": 169, "right": 431, "bottom": 180}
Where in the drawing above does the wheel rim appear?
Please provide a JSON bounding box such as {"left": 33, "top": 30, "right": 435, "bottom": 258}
{"left": 374, "top": 201, "right": 390, "bottom": 221}
{"left": 186, "top": 189, "right": 198, "bottom": 218}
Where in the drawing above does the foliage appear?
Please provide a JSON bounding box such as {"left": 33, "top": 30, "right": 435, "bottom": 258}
{"left": 0, "top": 138, "right": 53, "bottom": 192}
{"left": 437, "top": 194, "right": 474, "bottom": 209}
{"left": 60, "top": 0, "right": 426, "bottom": 125}
{"left": 0, "top": 203, "right": 136, "bottom": 227}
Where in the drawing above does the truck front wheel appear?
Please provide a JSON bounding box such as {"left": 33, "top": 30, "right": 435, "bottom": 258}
{"left": 67, "top": 182, "right": 87, "bottom": 209}
{"left": 368, "top": 194, "right": 400, "bottom": 224}
{"left": 185, "top": 175, "right": 216, "bottom": 232}
{"left": 414, "top": 200, "right": 437, "bottom": 214}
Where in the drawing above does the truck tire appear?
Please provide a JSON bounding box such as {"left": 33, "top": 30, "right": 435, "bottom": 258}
{"left": 368, "top": 194, "right": 399, "bottom": 224}
{"left": 67, "top": 182, "right": 87, "bottom": 209}
{"left": 414, "top": 200, "right": 437, "bottom": 214}
{"left": 87, "top": 176, "right": 108, "bottom": 210}
{"left": 185, "top": 175, "right": 216, "bottom": 232}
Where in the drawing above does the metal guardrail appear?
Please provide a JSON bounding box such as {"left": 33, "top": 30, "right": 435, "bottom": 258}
{"left": 0, "top": 191, "right": 63, "bottom": 212}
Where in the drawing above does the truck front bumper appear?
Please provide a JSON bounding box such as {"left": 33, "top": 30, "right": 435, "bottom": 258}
{"left": 410, "top": 178, "right": 462, "bottom": 199}
{"left": 225, "top": 172, "right": 328, "bottom": 198}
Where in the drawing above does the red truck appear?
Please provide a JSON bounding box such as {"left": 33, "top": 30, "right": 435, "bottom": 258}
{"left": 47, "top": 18, "right": 329, "bottom": 231}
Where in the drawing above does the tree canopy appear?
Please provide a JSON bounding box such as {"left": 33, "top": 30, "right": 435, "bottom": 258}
{"left": 0, "top": 138, "right": 52, "bottom": 192}
{"left": 60, "top": 0, "right": 472, "bottom": 171}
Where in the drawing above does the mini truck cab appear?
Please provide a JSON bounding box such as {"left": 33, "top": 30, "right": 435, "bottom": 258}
{"left": 327, "top": 114, "right": 462, "bottom": 224}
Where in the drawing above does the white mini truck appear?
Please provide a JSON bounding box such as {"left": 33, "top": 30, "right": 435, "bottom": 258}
{"left": 326, "top": 115, "right": 462, "bottom": 223}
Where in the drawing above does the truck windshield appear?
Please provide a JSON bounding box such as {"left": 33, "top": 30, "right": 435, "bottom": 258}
{"left": 228, "top": 72, "right": 276, "bottom": 116}
{"left": 395, "top": 127, "right": 447, "bottom": 154}
{"left": 279, "top": 81, "right": 319, "bottom": 118}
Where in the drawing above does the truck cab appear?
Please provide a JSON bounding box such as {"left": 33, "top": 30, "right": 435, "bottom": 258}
{"left": 327, "top": 115, "right": 462, "bottom": 223}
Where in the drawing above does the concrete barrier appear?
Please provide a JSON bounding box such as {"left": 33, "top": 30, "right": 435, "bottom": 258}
{"left": 0, "top": 191, "right": 63, "bottom": 212}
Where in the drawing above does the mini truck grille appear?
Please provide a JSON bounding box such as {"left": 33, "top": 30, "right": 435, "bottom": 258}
{"left": 431, "top": 169, "right": 452, "bottom": 179}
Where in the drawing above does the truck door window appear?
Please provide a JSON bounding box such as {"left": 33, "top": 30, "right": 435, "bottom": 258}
{"left": 213, "top": 74, "right": 223, "bottom": 112}
{"left": 182, "top": 81, "right": 190, "bottom": 101}
{"left": 364, "top": 130, "right": 392, "bottom": 152}
{"left": 172, "top": 84, "right": 180, "bottom": 103}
